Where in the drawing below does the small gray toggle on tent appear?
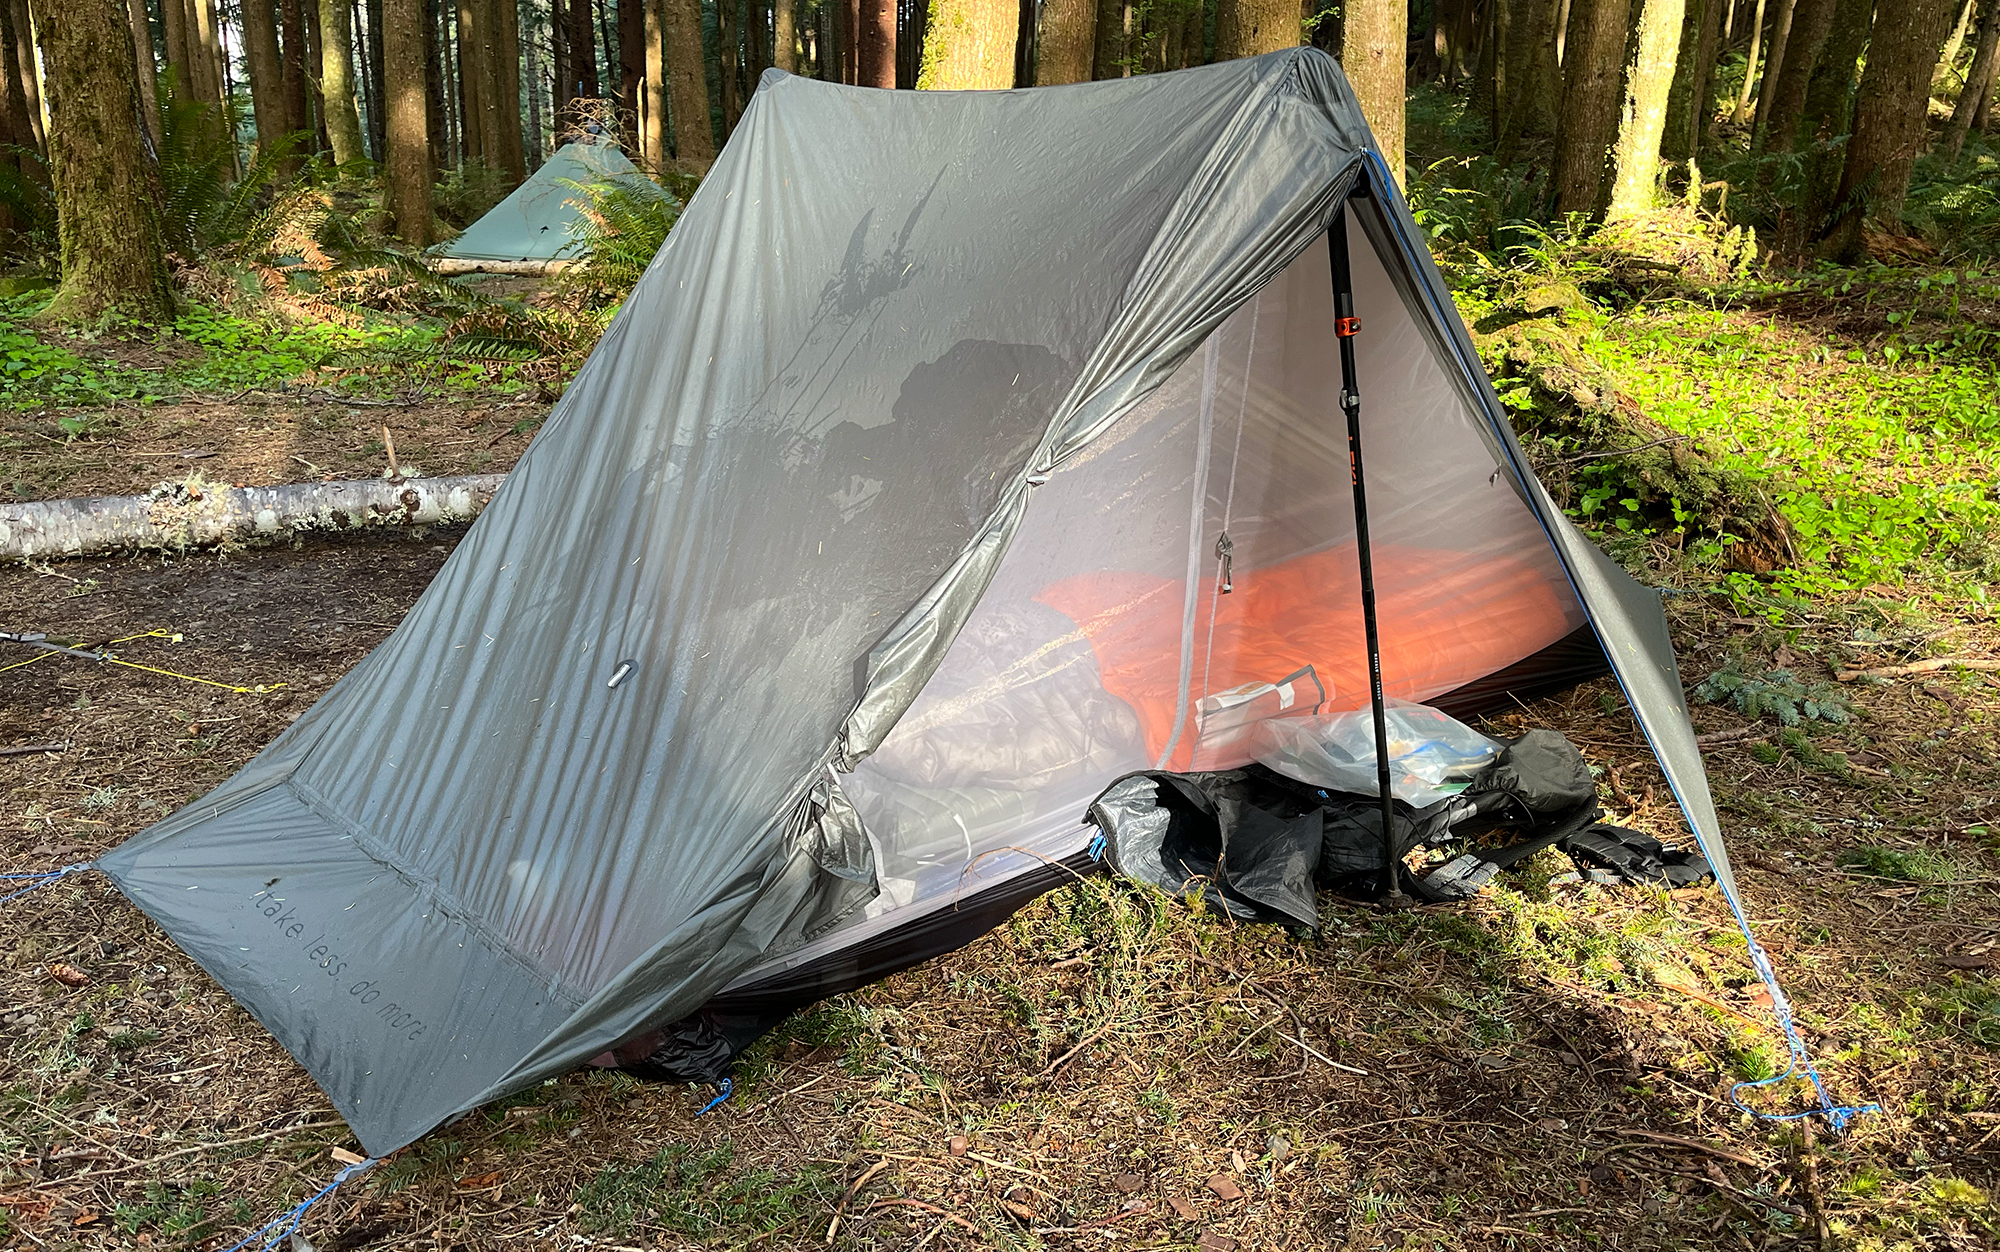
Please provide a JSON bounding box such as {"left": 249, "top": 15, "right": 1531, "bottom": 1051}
{"left": 101, "top": 49, "right": 1748, "bottom": 1155}
{"left": 432, "top": 139, "right": 664, "bottom": 273}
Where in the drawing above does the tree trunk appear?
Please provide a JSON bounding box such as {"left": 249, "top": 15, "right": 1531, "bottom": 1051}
{"left": 1183, "top": 0, "right": 1206, "bottom": 65}
{"left": 28, "top": 0, "right": 176, "bottom": 323}
{"left": 127, "top": 0, "right": 162, "bottom": 141}
{"left": 1820, "top": 0, "right": 1957, "bottom": 258}
{"left": 1729, "top": 0, "right": 1763, "bottom": 123}
{"left": 1663, "top": 0, "right": 1710, "bottom": 158}
{"left": 1756, "top": 0, "right": 1834, "bottom": 150}
{"left": 617, "top": 0, "right": 643, "bottom": 123}
{"left": 525, "top": 15, "right": 543, "bottom": 162}
{"left": 1214, "top": 0, "right": 1294, "bottom": 58}
{"left": 161, "top": 0, "right": 191, "bottom": 93}
{"left": 663, "top": 0, "right": 711, "bottom": 160}
{"left": 1342, "top": 0, "right": 1404, "bottom": 184}
{"left": 12, "top": 0, "right": 41, "bottom": 148}
{"left": 281, "top": 0, "right": 313, "bottom": 144}
{"left": 319, "top": 0, "right": 368, "bottom": 163}
{"left": 1552, "top": 0, "right": 1630, "bottom": 214}
{"left": 457, "top": 0, "right": 485, "bottom": 158}
{"left": 495, "top": 0, "right": 524, "bottom": 175}
{"left": 0, "top": 0, "right": 38, "bottom": 163}
{"left": 643, "top": 0, "right": 665, "bottom": 159}
{"left": 1091, "top": 0, "right": 1123, "bottom": 73}
{"left": 1607, "top": 0, "right": 1686, "bottom": 218}
{"left": 0, "top": 476, "right": 506, "bottom": 561}
{"left": 570, "top": 0, "right": 600, "bottom": 95}
{"left": 774, "top": 0, "right": 796, "bottom": 69}
{"left": 366, "top": 0, "right": 389, "bottom": 155}
{"left": 717, "top": 0, "right": 739, "bottom": 127}
{"left": 193, "top": 0, "right": 225, "bottom": 110}
{"left": 243, "top": 0, "right": 292, "bottom": 159}
{"left": 1497, "top": 0, "right": 1560, "bottom": 160}
{"left": 859, "top": 0, "right": 894, "bottom": 83}
{"left": 845, "top": 0, "right": 859, "bottom": 80}
{"left": 916, "top": 0, "right": 1016, "bottom": 85}
{"left": 1936, "top": 0, "right": 1975, "bottom": 82}
{"left": 1798, "top": 0, "right": 1867, "bottom": 132}
{"left": 1748, "top": 0, "right": 1795, "bottom": 143}
{"left": 1946, "top": 0, "right": 1999, "bottom": 154}
{"left": 383, "top": 0, "right": 433, "bottom": 243}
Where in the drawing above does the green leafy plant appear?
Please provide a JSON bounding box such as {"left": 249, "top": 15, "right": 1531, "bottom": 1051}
{"left": 559, "top": 173, "right": 694, "bottom": 299}
{"left": 572, "top": 1143, "right": 828, "bottom": 1238}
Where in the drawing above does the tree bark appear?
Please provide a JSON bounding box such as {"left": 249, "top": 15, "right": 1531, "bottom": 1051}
{"left": 1936, "top": 0, "right": 1975, "bottom": 82}
{"left": 495, "top": 0, "right": 524, "bottom": 176}
{"left": 1552, "top": 0, "right": 1631, "bottom": 214}
{"left": 12, "top": 0, "right": 42, "bottom": 148}
{"left": 1756, "top": 0, "right": 1833, "bottom": 150}
{"left": 243, "top": 0, "right": 293, "bottom": 160}
{"left": 859, "top": 0, "right": 894, "bottom": 84}
{"left": 0, "top": 476, "right": 507, "bottom": 561}
{"left": 127, "top": 0, "right": 162, "bottom": 141}
{"left": 457, "top": 0, "right": 486, "bottom": 158}
{"left": 161, "top": 0, "right": 191, "bottom": 94}
{"left": 773, "top": 0, "right": 796, "bottom": 69}
{"left": 1214, "top": 0, "right": 1295, "bottom": 58}
{"left": 1946, "top": 0, "right": 1999, "bottom": 153}
{"left": 0, "top": 0, "right": 37, "bottom": 163}
{"left": 366, "top": 0, "right": 389, "bottom": 155}
{"left": 1748, "top": 0, "right": 1795, "bottom": 143}
{"left": 1607, "top": 0, "right": 1686, "bottom": 218}
{"left": 663, "top": 0, "right": 711, "bottom": 160}
{"left": 1342, "top": 0, "right": 1404, "bottom": 185}
{"left": 569, "top": 0, "right": 600, "bottom": 95}
{"left": 1663, "top": 0, "right": 1711, "bottom": 158}
{"left": 1820, "top": 0, "right": 1957, "bottom": 257}
{"left": 28, "top": 0, "right": 176, "bottom": 323}
{"left": 383, "top": 0, "right": 433, "bottom": 243}
{"left": 524, "top": 13, "right": 543, "bottom": 161}
{"left": 1497, "top": 0, "right": 1561, "bottom": 160}
{"left": 916, "top": 0, "right": 1016, "bottom": 85}
{"left": 643, "top": 0, "right": 665, "bottom": 160}
{"left": 1799, "top": 0, "right": 1868, "bottom": 132}
{"left": 617, "top": 0, "right": 643, "bottom": 123}
{"left": 319, "top": 0, "right": 368, "bottom": 163}
{"left": 1729, "top": 0, "right": 1763, "bottom": 123}
{"left": 1090, "top": 0, "right": 1123, "bottom": 74}
{"left": 717, "top": 0, "right": 739, "bottom": 127}
{"left": 281, "top": 0, "right": 313, "bottom": 144}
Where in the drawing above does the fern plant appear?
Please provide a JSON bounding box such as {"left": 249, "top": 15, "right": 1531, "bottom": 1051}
{"left": 558, "top": 172, "right": 695, "bottom": 298}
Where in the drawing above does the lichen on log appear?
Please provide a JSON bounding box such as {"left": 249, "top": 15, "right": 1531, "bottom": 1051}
{"left": 0, "top": 473, "right": 507, "bottom": 561}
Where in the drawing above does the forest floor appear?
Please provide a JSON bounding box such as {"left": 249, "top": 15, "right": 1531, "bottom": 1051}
{"left": 3, "top": 242, "right": 2000, "bottom": 1251}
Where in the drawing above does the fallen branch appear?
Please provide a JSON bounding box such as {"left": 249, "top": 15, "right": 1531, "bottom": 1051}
{"left": 1836, "top": 657, "right": 2000, "bottom": 682}
{"left": 0, "top": 743, "right": 66, "bottom": 757}
{"left": 1, "top": 474, "right": 506, "bottom": 561}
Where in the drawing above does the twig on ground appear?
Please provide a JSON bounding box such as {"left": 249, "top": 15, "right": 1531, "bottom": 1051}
{"left": 0, "top": 744, "right": 66, "bottom": 757}
{"left": 1836, "top": 657, "right": 2000, "bottom": 682}
{"left": 1607, "top": 1128, "right": 1770, "bottom": 1168}
{"left": 1694, "top": 725, "right": 1773, "bottom": 747}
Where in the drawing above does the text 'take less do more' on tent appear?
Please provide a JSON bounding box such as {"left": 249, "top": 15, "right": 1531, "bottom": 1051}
{"left": 100, "top": 48, "right": 1758, "bottom": 1156}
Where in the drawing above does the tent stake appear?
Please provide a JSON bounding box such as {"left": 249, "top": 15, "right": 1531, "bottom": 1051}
{"left": 1327, "top": 198, "right": 1410, "bottom": 909}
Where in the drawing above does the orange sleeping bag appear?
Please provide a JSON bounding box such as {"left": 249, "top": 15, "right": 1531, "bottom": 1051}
{"left": 1034, "top": 542, "right": 1576, "bottom": 771}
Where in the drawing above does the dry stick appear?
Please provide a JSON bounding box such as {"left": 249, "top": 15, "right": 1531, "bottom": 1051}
{"left": 1607, "top": 1128, "right": 1770, "bottom": 1168}
{"left": 861, "top": 1197, "right": 981, "bottom": 1235}
{"left": 1694, "top": 725, "right": 1773, "bottom": 748}
{"left": 824, "top": 1157, "right": 892, "bottom": 1243}
{"left": 61, "top": 1120, "right": 350, "bottom": 1180}
{"left": 1800, "top": 1119, "right": 1831, "bottom": 1250}
{"left": 1836, "top": 657, "right": 2000, "bottom": 682}
{"left": 0, "top": 744, "right": 66, "bottom": 757}
{"left": 382, "top": 424, "right": 400, "bottom": 478}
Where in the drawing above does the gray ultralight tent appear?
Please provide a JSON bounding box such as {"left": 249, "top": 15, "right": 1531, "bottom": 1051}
{"left": 432, "top": 140, "right": 662, "bottom": 273}
{"left": 103, "top": 50, "right": 1781, "bottom": 1156}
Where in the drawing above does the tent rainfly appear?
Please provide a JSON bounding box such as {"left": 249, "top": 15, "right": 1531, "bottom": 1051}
{"left": 432, "top": 140, "right": 663, "bottom": 274}
{"left": 99, "top": 50, "right": 1863, "bottom": 1157}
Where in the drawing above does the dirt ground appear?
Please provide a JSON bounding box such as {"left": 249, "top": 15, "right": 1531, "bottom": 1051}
{"left": 2, "top": 395, "right": 546, "bottom": 503}
{"left": 3, "top": 531, "right": 1999, "bottom": 1251}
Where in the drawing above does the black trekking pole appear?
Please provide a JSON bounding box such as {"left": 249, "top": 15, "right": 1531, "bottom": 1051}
{"left": 1326, "top": 194, "right": 1410, "bottom": 909}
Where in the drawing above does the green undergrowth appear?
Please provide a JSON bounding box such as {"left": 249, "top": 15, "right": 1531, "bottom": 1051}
{"left": 571, "top": 1143, "right": 831, "bottom": 1238}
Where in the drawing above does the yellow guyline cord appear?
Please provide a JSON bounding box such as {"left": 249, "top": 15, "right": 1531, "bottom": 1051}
{"left": 0, "top": 630, "right": 287, "bottom": 695}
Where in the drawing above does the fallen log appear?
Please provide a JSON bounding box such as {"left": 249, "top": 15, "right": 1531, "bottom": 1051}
{"left": 0, "top": 474, "right": 507, "bottom": 561}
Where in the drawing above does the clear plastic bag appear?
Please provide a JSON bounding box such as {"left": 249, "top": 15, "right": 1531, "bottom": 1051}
{"left": 1249, "top": 699, "right": 1501, "bottom": 807}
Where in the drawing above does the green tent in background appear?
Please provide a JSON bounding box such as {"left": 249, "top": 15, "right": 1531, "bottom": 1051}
{"left": 434, "top": 141, "right": 663, "bottom": 273}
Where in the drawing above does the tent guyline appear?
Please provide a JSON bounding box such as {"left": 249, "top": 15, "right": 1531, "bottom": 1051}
{"left": 62, "top": 49, "right": 1870, "bottom": 1160}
